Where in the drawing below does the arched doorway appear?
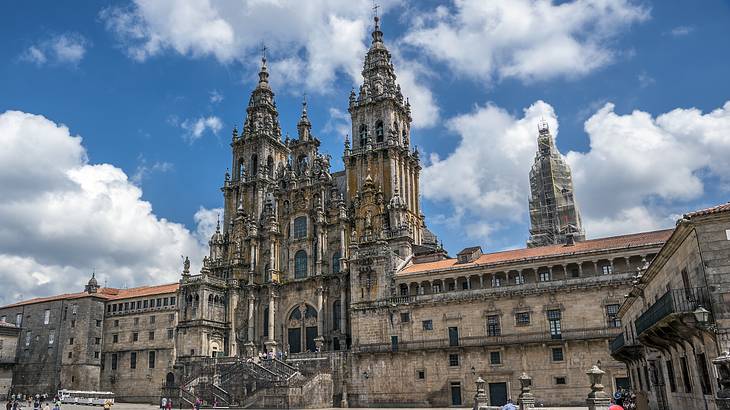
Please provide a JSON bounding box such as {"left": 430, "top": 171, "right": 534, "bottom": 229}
{"left": 287, "top": 304, "right": 318, "bottom": 353}
{"left": 166, "top": 372, "right": 175, "bottom": 387}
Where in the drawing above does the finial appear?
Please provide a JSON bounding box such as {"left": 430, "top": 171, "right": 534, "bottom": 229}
{"left": 371, "top": 2, "right": 383, "bottom": 44}
{"left": 260, "top": 42, "right": 268, "bottom": 64}
{"left": 216, "top": 215, "right": 221, "bottom": 232}
{"left": 257, "top": 43, "right": 270, "bottom": 86}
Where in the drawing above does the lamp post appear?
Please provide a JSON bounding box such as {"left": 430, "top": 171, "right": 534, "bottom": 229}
{"left": 518, "top": 372, "right": 534, "bottom": 410}
{"left": 585, "top": 364, "right": 610, "bottom": 410}
{"left": 472, "top": 376, "right": 489, "bottom": 410}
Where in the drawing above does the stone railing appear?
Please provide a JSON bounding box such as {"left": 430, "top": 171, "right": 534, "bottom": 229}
{"left": 355, "top": 326, "right": 621, "bottom": 353}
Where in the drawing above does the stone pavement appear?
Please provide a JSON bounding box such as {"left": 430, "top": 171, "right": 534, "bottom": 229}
{"left": 4, "top": 403, "right": 590, "bottom": 410}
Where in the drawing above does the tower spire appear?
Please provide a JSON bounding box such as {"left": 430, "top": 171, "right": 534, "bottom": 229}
{"left": 257, "top": 43, "right": 270, "bottom": 87}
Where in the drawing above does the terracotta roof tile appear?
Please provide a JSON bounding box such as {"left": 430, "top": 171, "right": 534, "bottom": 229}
{"left": 684, "top": 202, "right": 730, "bottom": 218}
{"left": 400, "top": 229, "right": 673, "bottom": 275}
{"left": 0, "top": 283, "right": 179, "bottom": 309}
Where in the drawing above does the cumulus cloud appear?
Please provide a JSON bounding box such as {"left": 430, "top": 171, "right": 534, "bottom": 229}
{"left": 131, "top": 155, "right": 174, "bottom": 184}
{"left": 179, "top": 116, "right": 223, "bottom": 143}
{"left": 0, "top": 110, "right": 214, "bottom": 306}
{"left": 19, "top": 33, "right": 89, "bottom": 66}
{"left": 209, "top": 90, "right": 224, "bottom": 104}
{"left": 403, "top": 0, "right": 649, "bottom": 84}
{"left": 422, "top": 100, "right": 730, "bottom": 244}
{"left": 670, "top": 26, "right": 694, "bottom": 37}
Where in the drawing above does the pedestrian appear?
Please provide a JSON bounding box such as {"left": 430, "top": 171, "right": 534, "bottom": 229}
{"left": 194, "top": 397, "right": 201, "bottom": 410}
{"left": 42, "top": 402, "right": 50, "bottom": 410}
{"left": 160, "top": 397, "right": 167, "bottom": 410}
{"left": 501, "top": 399, "right": 517, "bottom": 410}
{"left": 102, "top": 399, "right": 112, "bottom": 410}
{"left": 165, "top": 399, "right": 172, "bottom": 410}
{"left": 6, "top": 399, "right": 12, "bottom": 410}
{"left": 608, "top": 398, "right": 623, "bottom": 410}
{"left": 33, "top": 395, "right": 40, "bottom": 410}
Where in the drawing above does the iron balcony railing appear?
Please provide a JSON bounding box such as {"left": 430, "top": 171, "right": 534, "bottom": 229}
{"left": 610, "top": 333, "right": 625, "bottom": 354}
{"left": 634, "top": 287, "right": 710, "bottom": 336}
{"left": 355, "top": 326, "right": 620, "bottom": 353}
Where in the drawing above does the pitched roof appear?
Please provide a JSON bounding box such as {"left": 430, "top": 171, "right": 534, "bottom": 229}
{"left": 684, "top": 202, "right": 730, "bottom": 218}
{"left": 400, "top": 229, "right": 673, "bottom": 275}
{"left": 0, "top": 283, "right": 179, "bottom": 309}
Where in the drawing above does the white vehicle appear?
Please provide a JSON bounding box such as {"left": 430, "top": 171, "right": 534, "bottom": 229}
{"left": 57, "top": 390, "right": 115, "bottom": 406}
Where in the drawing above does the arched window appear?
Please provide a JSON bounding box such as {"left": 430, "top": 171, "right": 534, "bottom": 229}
{"left": 305, "top": 305, "right": 318, "bottom": 319}
{"left": 238, "top": 158, "right": 245, "bottom": 179}
{"left": 295, "top": 250, "right": 307, "bottom": 279}
{"left": 208, "top": 294, "right": 214, "bottom": 304}
{"left": 263, "top": 307, "right": 269, "bottom": 337}
{"left": 333, "top": 300, "right": 341, "bottom": 330}
{"left": 375, "top": 120, "right": 384, "bottom": 143}
{"left": 393, "top": 122, "right": 399, "bottom": 141}
{"left": 332, "top": 251, "right": 341, "bottom": 274}
{"left": 359, "top": 124, "right": 367, "bottom": 147}
{"left": 293, "top": 216, "right": 307, "bottom": 239}
{"left": 267, "top": 156, "right": 274, "bottom": 178}
{"left": 402, "top": 129, "right": 408, "bottom": 145}
{"left": 251, "top": 154, "right": 258, "bottom": 176}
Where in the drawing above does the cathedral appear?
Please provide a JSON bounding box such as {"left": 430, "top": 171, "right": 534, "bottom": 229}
{"left": 4, "top": 15, "right": 712, "bottom": 409}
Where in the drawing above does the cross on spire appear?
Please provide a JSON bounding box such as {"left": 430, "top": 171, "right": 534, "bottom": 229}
{"left": 373, "top": 1, "right": 380, "bottom": 18}
{"left": 260, "top": 42, "right": 268, "bottom": 62}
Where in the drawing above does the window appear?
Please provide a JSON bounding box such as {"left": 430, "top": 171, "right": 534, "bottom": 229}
{"left": 332, "top": 252, "right": 341, "bottom": 274}
{"left": 170, "top": 297, "right": 176, "bottom": 306}
{"left": 134, "top": 317, "right": 139, "bottom": 325}
{"left": 422, "top": 320, "right": 433, "bottom": 330}
{"left": 449, "top": 353, "right": 460, "bottom": 367}
{"left": 71, "top": 304, "right": 78, "bottom": 315}
{"left": 69, "top": 337, "right": 74, "bottom": 345}
{"left": 149, "top": 331, "right": 155, "bottom": 341}
{"left": 24, "top": 331, "right": 31, "bottom": 346}
{"left": 391, "top": 335, "right": 398, "bottom": 352}
{"left": 552, "top": 347, "right": 564, "bottom": 362}
{"left": 16, "top": 313, "right": 22, "bottom": 326}
{"left": 48, "top": 332, "right": 54, "bottom": 345}
{"left": 606, "top": 304, "right": 621, "bottom": 328}
{"left": 515, "top": 274, "right": 525, "bottom": 285}
{"left": 487, "top": 315, "right": 501, "bottom": 336}
{"left": 68, "top": 352, "right": 72, "bottom": 359}
{"left": 96, "top": 319, "right": 101, "bottom": 327}
{"left": 124, "top": 302, "right": 129, "bottom": 311}
{"left": 169, "top": 313, "right": 175, "bottom": 323}
{"left": 333, "top": 301, "right": 341, "bottom": 331}
{"left": 448, "top": 282, "right": 456, "bottom": 291}
{"left": 547, "top": 309, "right": 562, "bottom": 338}
{"left": 375, "top": 120, "right": 384, "bottom": 143}
{"left": 399, "top": 285, "right": 408, "bottom": 296}
{"left": 150, "top": 315, "right": 156, "bottom": 324}
{"left": 417, "top": 370, "right": 425, "bottom": 380}
{"left": 448, "top": 327, "right": 459, "bottom": 346}
{"left": 400, "top": 312, "right": 410, "bottom": 323}
{"left": 0, "top": 315, "right": 5, "bottom": 322}
{"left": 294, "top": 250, "right": 307, "bottom": 279}
{"left": 462, "top": 281, "right": 469, "bottom": 290}
{"left": 680, "top": 356, "right": 692, "bottom": 392}
{"left": 157, "top": 298, "right": 162, "bottom": 307}
{"left": 168, "top": 329, "right": 174, "bottom": 339}
{"left": 149, "top": 351, "right": 156, "bottom": 369}
{"left": 44, "top": 309, "right": 50, "bottom": 325}
{"left": 293, "top": 216, "right": 307, "bottom": 239}
{"left": 132, "top": 332, "right": 139, "bottom": 342}
{"left": 113, "top": 334, "right": 118, "bottom": 343}
{"left": 539, "top": 270, "right": 551, "bottom": 282}
{"left": 143, "top": 300, "right": 148, "bottom": 309}
{"left": 95, "top": 337, "right": 101, "bottom": 345}
{"left": 492, "top": 277, "right": 501, "bottom": 287}
{"left": 602, "top": 265, "right": 612, "bottom": 275}
{"left": 94, "top": 351, "right": 100, "bottom": 359}
{"left": 70, "top": 320, "right": 75, "bottom": 328}
{"left": 555, "top": 377, "right": 567, "bottom": 385}
{"left": 516, "top": 312, "right": 530, "bottom": 326}
{"left": 130, "top": 352, "right": 137, "bottom": 369}
{"left": 666, "top": 360, "right": 677, "bottom": 392}
{"left": 111, "top": 353, "right": 118, "bottom": 370}
{"left": 114, "top": 320, "right": 119, "bottom": 327}
{"left": 358, "top": 124, "right": 367, "bottom": 147}
{"left": 697, "top": 353, "right": 712, "bottom": 395}
{"left": 490, "top": 351, "right": 501, "bottom": 365}
{"left": 136, "top": 301, "right": 142, "bottom": 309}
{"left": 433, "top": 284, "right": 441, "bottom": 293}
{"left": 571, "top": 268, "right": 580, "bottom": 278}
{"left": 163, "top": 298, "right": 169, "bottom": 306}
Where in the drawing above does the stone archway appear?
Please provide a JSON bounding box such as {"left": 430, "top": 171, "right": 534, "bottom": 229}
{"left": 287, "top": 304, "right": 318, "bottom": 353}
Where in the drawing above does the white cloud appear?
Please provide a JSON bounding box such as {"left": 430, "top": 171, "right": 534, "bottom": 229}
{"left": 209, "top": 90, "right": 224, "bottom": 104}
{"left": 0, "top": 110, "right": 214, "bottom": 306}
{"left": 403, "top": 0, "right": 649, "bottom": 83}
{"left": 180, "top": 116, "right": 223, "bottom": 143}
{"left": 423, "top": 100, "right": 730, "bottom": 244}
{"left": 670, "top": 26, "right": 694, "bottom": 37}
{"left": 131, "top": 155, "right": 174, "bottom": 184}
{"left": 20, "top": 33, "right": 89, "bottom": 66}
{"left": 193, "top": 207, "right": 224, "bottom": 245}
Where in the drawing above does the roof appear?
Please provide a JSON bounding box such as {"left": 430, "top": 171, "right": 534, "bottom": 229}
{"left": 684, "top": 202, "right": 730, "bottom": 218}
{"left": 400, "top": 229, "right": 673, "bottom": 275}
{"left": 0, "top": 282, "right": 179, "bottom": 309}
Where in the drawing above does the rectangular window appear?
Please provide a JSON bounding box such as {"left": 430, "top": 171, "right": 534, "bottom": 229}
{"left": 167, "top": 329, "right": 174, "bottom": 339}
{"left": 391, "top": 335, "right": 398, "bottom": 352}
{"left": 293, "top": 216, "right": 307, "bottom": 238}
{"left": 148, "top": 351, "right": 156, "bottom": 368}
{"left": 124, "top": 302, "right": 129, "bottom": 310}
{"left": 132, "top": 332, "right": 139, "bottom": 342}
{"left": 114, "top": 319, "right": 119, "bottom": 327}
{"left": 169, "top": 313, "right": 175, "bottom": 323}
{"left": 555, "top": 377, "right": 567, "bottom": 385}
{"left": 400, "top": 312, "right": 410, "bottom": 323}
{"left": 448, "top": 353, "right": 459, "bottom": 367}
{"left": 492, "top": 277, "right": 501, "bottom": 287}
{"left": 70, "top": 319, "right": 75, "bottom": 328}
{"left": 130, "top": 352, "right": 137, "bottom": 369}
{"left": 68, "top": 352, "right": 72, "bottom": 359}
{"left": 143, "top": 300, "right": 148, "bottom": 309}
{"left": 163, "top": 298, "right": 169, "bottom": 306}
{"left": 170, "top": 297, "right": 176, "bottom": 306}
{"left": 515, "top": 274, "right": 525, "bottom": 285}
{"left": 489, "top": 351, "right": 501, "bottom": 365}
{"left": 136, "top": 301, "right": 141, "bottom": 309}
{"left": 69, "top": 337, "right": 74, "bottom": 345}
{"left": 422, "top": 320, "right": 433, "bottom": 330}
{"left": 697, "top": 353, "right": 712, "bottom": 395}
{"left": 134, "top": 317, "right": 139, "bottom": 325}
{"left": 16, "top": 313, "right": 22, "bottom": 326}
{"left": 487, "top": 315, "right": 501, "bottom": 336}
{"left": 666, "top": 360, "right": 677, "bottom": 392}
{"left": 680, "top": 356, "right": 692, "bottom": 393}
{"left": 149, "top": 331, "right": 155, "bottom": 341}
{"left": 602, "top": 265, "right": 612, "bottom": 275}
{"left": 96, "top": 319, "right": 101, "bottom": 327}
{"left": 95, "top": 337, "right": 101, "bottom": 345}
{"left": 548, "top": 309, "right": 562, "bottom": 338}
{"left": 113, "top": 334, "right": 118, "bottom": 343}
{"left": 417, "top": 370, "right": 425, "bottom": 380}
{"left": 44, "top": 309, "right": 50, "bottom": 325}
{"left": 539, "top": 271, "right": 550, "bottom": 282}
{"left": 571, "top": 269, "right": 580, "bottom": 278}
{"left": 432, "top": 284, "right": 441, "bottom": 293}
{"left": 111, "top": 353, "right": 117, "bottom": 370}
{"left": 157, "top": 298, "right": 162, "bottom": 307}
{"left": 552, "top": 347, "right": 564, "bottom": 362}
{"left": 448, "top": 327, "right": 459, "bottom": 347}
{"left": 150, "top": 315, "right": 155, "bottom": 324}
{"left": 94, "top": 351, "right": 100, "bottom": 359}
{"left": 48, "top": 332, "right": 54, "bottom": 345}
{"left": 516, "top": 312, "right": 530, "bottom": 326}
{"left": 461, "top": 281, "right": 469, "bottom": 290}
{"left": 71, "top": 304, "right": 77, "bottom": 315}
{"left": 606, "top": 304, "right": 621, "bottom": 328}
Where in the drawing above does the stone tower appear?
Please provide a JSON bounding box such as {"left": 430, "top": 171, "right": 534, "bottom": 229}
{"left": 344, "top": 15, "right": 424, "bottom": 249}
{"left": 527, "top": 120, "right": 585, "bottom": 247}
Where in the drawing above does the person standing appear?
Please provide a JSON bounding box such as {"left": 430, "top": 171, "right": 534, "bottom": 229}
{"left": 501, "top": 399, "right": 517, "bottom": 410}
{"left": 160, "top": 397, "right": 167, "bottom": 410}
{"left": 165, "top": 399, "right": 172, "bottom": 410}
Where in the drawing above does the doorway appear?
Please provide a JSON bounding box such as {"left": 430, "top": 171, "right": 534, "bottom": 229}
{"left": 450, "top": 382, "right": 462, "bottom": 406}
{"left": 489, "top": 382, "right": 507, "bottom": 406}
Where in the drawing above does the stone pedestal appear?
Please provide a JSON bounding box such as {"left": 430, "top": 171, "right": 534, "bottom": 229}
{"left": 586, "top": 365, "right": 610, "bottom": 410}
{"left": 586, "top": 397, "right": 611, "bottom": 410}
{"left": 244, "top": 341, "right": 256, "bottom": 358}
{"left": 518, "top": 372, "right": 534, "bottom": 410}
{"left": 264, "top": 340, "right": 278, "bottom": 354}
{"left": 472, "top": 377, "right": 489, "bottom": 410}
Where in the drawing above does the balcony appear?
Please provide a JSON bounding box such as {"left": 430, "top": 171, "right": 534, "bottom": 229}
{"left": 634, "top": 287, "right": 710, "bottom": 348}
{"left": 609, "top": 333, "right": 643, "bottom": 363}
{"left": 355, "top": 326, "right": 620, "bottom": 354}
{"left": 0, "top": 354, "right": 16, "bottom": 365}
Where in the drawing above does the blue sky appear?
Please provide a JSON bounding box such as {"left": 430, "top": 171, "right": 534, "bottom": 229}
{"left": 1, "top": 0, "right": 729, "bottom": 303}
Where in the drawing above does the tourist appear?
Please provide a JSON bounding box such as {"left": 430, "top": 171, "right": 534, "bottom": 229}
{"left": 42, "top": 402, "right": 50, "bottom": 410}
{"left": 194, "top": 397, "right": 201, "bottom": 410}
{"left": 501, "top": 399, "right": 517, "bottom": 410}
{"left": 33, "top": 395, "right": 40, "bottom": 410}
{"left": 608, "top": 398, "right": 623, "bottom": 410}
{"left": 6, "top": 399, "right": 12, "bottom": 410}
{"left": 102, "top": 399, "right": 112, "bottom": 410}
{"left": 166, "top": 399, "right": 172, "bottom": 410}
{"left": 160, "top": 397, "right": 167, "bottom": 410}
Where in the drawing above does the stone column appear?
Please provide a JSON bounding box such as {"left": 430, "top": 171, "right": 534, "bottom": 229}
{"left": 339, "top": 224, "right": 347, "bottom": 271}
{"left": 269, "top": 240, "right": 275, "bottom": 281}
{"left": 518, "top": 372, "right": 535, "bottom": 410}
{"left": 245, "top": 293, "right": 256, "bottom": 357}
{"left": 472, "top": 377, "right": 489, "bottom": 410}
{"left": 586, "top": 365, "right": 610, "bottom": 410}
{"left": 264, "top": 290, "right": 277, "bottom": 354}
{"left": 229, "top": 289, "right": 239, "bottom": 356}
{"left": 315, "top": 286, "right": 325, "bottom": 351}
{"left": 339, "top": 283, "right": 347, "bottom": 350}
{"left": 479, "top": 275, "right": 484, "bottom": 289}
{"left": 591, "top": 261, "right": 597, "bottom": 276}
{"left": 578, "top": 263, "right": 584, "bottom": 277}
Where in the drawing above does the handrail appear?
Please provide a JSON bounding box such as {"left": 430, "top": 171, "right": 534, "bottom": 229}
{"left": 634, "top": 287, "right": 710, "bottom": 336}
